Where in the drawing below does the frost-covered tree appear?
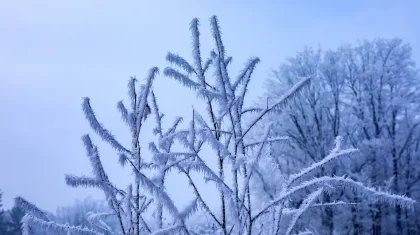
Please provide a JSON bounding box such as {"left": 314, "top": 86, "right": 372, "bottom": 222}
{"left": 261, "top": 47, "right": 347, "bottom": 234}
{"left": 55, "top": 197, "right": 117, "bottom": 233}
{"left": 264, "top": 39, "right": 420, "bottom": 235}
{"left": 341, "top": 39, "right": 420, "bottom": 235}
{"left": 16, "top": 16, "right": 416, "bottom": 235}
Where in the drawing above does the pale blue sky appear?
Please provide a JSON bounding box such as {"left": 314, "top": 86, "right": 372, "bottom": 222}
{"left": 1, "top": 0, "right": 419, "bottom": 212}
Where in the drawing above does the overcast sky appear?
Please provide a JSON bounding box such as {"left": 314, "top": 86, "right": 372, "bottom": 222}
{"left": 1, "top": 0, "right": 419, "bottom": 212}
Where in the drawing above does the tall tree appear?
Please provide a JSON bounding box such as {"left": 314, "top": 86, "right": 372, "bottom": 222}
{"left": 336, "top": 39, "right": 420, "bottom": 235}
{"left": 0, "top": 190, "right": 8, "bottom": 235}
{"left": 7, "top": 205, "right": 25, "bottom": 235}
{"left": 262, "top": 47, "right": 347, "bottom": 234}
{"left": 264, "top": 38, "right": 420, "bottom": 235}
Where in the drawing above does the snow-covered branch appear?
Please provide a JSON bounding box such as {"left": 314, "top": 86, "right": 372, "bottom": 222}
{"left": 82, "top": 98, "right": 130, "bottom": 154}
{"left": 22, "top": 215, "right": 103, "bottom": 235}
{"left": 285, "top": 188, "right": 323, "bottom": 235}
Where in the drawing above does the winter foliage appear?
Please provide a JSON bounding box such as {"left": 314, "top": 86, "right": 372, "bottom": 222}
{"left": 15, "top": 17, "right": 417, "bottom": 235}
{"left": 263, "top": 41, "right": 420, "bottom": 234}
